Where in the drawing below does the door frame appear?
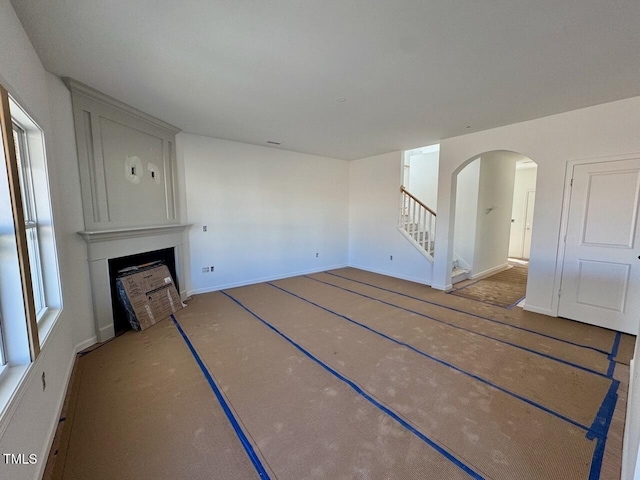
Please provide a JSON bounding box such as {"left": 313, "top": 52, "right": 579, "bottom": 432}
{"left": 522, "top": 189, "right": 535, "bottom": 260}
{"left": 553, "top": 151, "right": 640, "bottom": 318}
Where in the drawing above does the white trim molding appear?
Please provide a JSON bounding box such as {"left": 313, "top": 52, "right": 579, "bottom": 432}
{"left": 63, "top": 78, "right": 180, "bottom": 134}
{"left": 348, "top": 263, "right": 432, "bottom": 287}
{"left": 469, "top": 262, "right": 510, "bottom": 280}
{"left": 79, "top": 224, "right": 190, "bottom": 342}
{"left": 187, "top": 264, "right": 349, "bottom": 297}
{"left": 79, "top": 224, "right": 190, "bottom": 244}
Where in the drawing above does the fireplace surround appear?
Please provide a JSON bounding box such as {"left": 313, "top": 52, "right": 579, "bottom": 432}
{"left": 79, "top": 224, "right": 189, "bottom": 342}
{"left": 66, "top": 79, "right": 189, "bottom": 343}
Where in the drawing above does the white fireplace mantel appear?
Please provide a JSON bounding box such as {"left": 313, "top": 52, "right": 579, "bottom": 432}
{"left": 79, "top": 224, "right": 189, "bottom": 244}
{"left": 79, "top": 224, "right": 191, "bottom": 342}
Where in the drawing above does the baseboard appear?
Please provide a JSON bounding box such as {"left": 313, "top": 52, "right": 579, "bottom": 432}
{"left": 347, "top": 263, "right": 431, "bottom": 286}
{"left": 431, "top": 283, "right": 453, "bottom": 291}
{"left": 36, "top": 348, "right": 77, "bottom": 480}
{"left": 469, "top": 262, "right": 510, "bottom": 280}
{"left": 187, "top": 263, "right": 349, "bottom": 296}
{"left": 98, "top": 324, "right": 114, "bottom": 342}
{"left": 523, "top": 304, "right": 555, "bottom": 317}
{"left": 75, "top": 336, "right": 97, "bottom": 353}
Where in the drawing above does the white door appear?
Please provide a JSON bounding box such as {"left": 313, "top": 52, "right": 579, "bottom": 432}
{"left": 522, "top": 190, "right": 535, "bottom": 260}
{"left": 559, "top": 158, "right": 640, "bottom": 334}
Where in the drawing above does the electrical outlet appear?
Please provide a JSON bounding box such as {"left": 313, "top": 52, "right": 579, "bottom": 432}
{"left": 210, "top": 266, "right": 214, "bottom": 272}
{"left": 390, "top": 255, "right": 393, "bottom": 260}
{"left": 41, "top": 372, "right": 46, "bottom": 391}
{"left": 202, "top": 267, "right": 210, "bottom": 273}
{"left": 315, "top": 252, "right": 319, "bottom": 258}
{"left": 202, "top": 225, "right": 208, "bottom": 232}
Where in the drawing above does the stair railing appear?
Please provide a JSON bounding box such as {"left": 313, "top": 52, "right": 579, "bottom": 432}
{"left": 399, "top": 186, "right": 436, "bottom": 258}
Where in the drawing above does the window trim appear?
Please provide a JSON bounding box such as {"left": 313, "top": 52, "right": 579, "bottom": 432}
{"left": 0, "top": 312, "right": 5, "bottom": 367}
{"left": 12, "top": 121, "right": 47, "bottom": 319}
{"left": 0, "top": 84, "right": 40, "bottom": 360}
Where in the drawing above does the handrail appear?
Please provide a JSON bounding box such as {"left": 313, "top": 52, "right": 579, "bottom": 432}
{"left": 398, "top": 186, "right": 437, "bottom": 261}
{"left": 400, "top": 186, "right": 436, "bottom": 216}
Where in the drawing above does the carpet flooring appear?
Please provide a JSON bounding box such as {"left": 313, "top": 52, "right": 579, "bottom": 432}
{"left": 45, "top": 268, "right": 635, "bottom": 479}
{"left": 448, "top": 264, "right": 528, "bottom": 308}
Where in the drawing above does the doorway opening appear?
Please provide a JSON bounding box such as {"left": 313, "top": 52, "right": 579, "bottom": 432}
{"left": 508, "top": 159, "right": 538, "bottom": 261}
{"left": 402, "top": 144, "right": 440, "bottom": 211}
{"left": 451, "top": 151, "right": 537, "bottom": 308}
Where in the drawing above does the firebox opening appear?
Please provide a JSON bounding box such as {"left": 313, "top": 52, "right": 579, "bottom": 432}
{"left": 108, "top": 247, "right": 178, "bottom": 336}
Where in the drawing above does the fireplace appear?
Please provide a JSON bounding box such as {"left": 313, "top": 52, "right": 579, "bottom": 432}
{"left": 108, "top": 247, "right": 178, "bottom": 336}
{"left": 79, "top": 224, "right": 190, "bottom": 342}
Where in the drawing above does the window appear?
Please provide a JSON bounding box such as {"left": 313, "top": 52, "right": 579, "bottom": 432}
{"left": 0, "top": 313, "right": 5, "bottom": 368}
{"left": 0, "top": 84, "right": 38, "bottom": 366}
{"left": 0, "top": 82, "right": 61, "bottom": 370}
{"left": 12, "top": 122, "right": 47, "bottom": 318}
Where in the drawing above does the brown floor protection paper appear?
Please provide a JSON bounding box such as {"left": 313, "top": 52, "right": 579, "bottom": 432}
{"left": 177, "top": 292, "right": 472, "bottom": 479}
{"left": 326, "top": 267, "right": 636, "bottom": 365}
{"left": 271, "top": 275, "right": 609, "bottom": 428}
{"left": 50, "top": 268, "right": 632, "bottom": 479}
{"left": 56, "top": 320, "right": 262, "bottom": 480}
{"left": 307, "top": 272, "right": 611, "bottom": 375}
{"left": 220, "top": 283, "right": 608, "bottom": 479}
{"left": 617, "top": 334, "right": 636, "bottom": 365}
{"left": 449, "top": 264, "right": 528, "bottom": 308}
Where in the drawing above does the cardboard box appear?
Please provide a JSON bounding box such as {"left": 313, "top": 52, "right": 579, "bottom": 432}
{"left": 116, "top": 263, "right": 182, "bottom": 331}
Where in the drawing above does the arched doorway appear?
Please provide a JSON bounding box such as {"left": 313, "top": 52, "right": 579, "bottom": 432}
{"left": 449, "top": 150, "right": 537, "bottom": 307}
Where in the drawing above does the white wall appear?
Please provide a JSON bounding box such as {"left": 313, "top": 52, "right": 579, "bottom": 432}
{"left": 45, "top": 74, "right": 96, "bottom": 350}
{"left": 453, "top": 158, "right": 480, "bottom": 270}
{"left": 178, "top": 134, "right": 349, "bottom": 294}
{"left": 509, "top": 165, "right": 538, "bottom": 258}
{"left": 407, "top": 151, "right": 439, "bottom": 211}
{"left": 349, "top": 151, "right": 433, "bottom": 284}
{"left": 452, "top": 152, "right": 518, "bottom": 276}
{"left": 472, "top": 153, "right": 517, "bottom": 276}
{"left": 433, "top": 95, "right": 640, "bottom": 312}
{"left": 0, "top": 1, "right": 95, "bottom": 479}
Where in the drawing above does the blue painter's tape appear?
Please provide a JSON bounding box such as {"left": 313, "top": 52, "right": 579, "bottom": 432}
{"left": 170, "top": 315, "right": 271, "bottom": 480}
{"left": 587, "top": 379, "right": 620, "bottom": 440}
{"left": 589, "top": 437, "right": 607, "bottom": 480}
{"left": 322, "top": 271, "right": 611, "bottom": 355}
{"left": 77, "top": 344, "right": 106, "bottom": 357}
{"left": 609, "top": 332, "right": 621, "bottom": 359}
{"left": 506, "top": 295, "right": 526, "bottom": 310}
{"left": 268, "top": 282, "right": 594, "bottom": 433}
{"left": 606, "top": 333, "right": 622, "bottom": 378}
{"left": 450, "top": 279, "right": 482, "bottom": 292}
{"left": 306, "top": 275, "right": 609, "bottom": 379}
{"left": 587, "top": 380, "right": 619, "bottom": 480}
{"left": 220, "top": 291, "right": 484, "bottom": 480}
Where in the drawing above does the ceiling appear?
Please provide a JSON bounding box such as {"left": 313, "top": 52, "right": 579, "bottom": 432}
{"left": 11, "top": 1, "right": 640, "bottom": 160}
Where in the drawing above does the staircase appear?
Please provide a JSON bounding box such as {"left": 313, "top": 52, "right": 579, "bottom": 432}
{"left": 451, "top": 260, "right": 470, "bottom": 284}
{"left": 398, "top": 186, "right": 470, "bottom": 283}
{"left": 398, "top": 186, "right": 436, "bottom": 261}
